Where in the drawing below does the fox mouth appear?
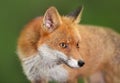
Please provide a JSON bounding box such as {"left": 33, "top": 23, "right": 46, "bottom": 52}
{"left": 59, "top": 57, "right": 81, "bottom": 68}
{"left": 46, "top": 58, "right": 78, "bottom": 69}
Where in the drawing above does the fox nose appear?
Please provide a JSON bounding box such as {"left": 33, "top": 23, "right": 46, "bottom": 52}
{"left": 78, "top": 60, "right": 85, "bottom": 67}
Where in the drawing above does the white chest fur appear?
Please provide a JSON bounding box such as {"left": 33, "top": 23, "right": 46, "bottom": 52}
{"left": 21, "top": 44, "right": 68, "bottom": 82}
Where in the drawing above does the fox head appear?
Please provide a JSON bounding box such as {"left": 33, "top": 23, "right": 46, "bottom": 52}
{"left": 37, "top": 6, "right": 85, "bottom": 68}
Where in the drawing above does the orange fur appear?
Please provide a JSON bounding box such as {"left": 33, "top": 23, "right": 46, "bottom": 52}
{"left": 17, "top": 6, "right": 120, "bottom": 83}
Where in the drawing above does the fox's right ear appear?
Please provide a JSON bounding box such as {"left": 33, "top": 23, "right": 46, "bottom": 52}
{"left": 42, "top": 7, "right": 62, "bottom": 33}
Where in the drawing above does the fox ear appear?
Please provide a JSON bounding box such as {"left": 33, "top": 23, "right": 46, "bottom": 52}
{"left": 42, "top": 7, "right": 62, "bottom": 33}
{"left": 67, "top": 6, "right": 84, "bottom": 24}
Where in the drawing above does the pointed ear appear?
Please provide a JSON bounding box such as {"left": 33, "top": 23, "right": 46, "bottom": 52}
{"left": 42, "top": 6, "right": 62, "bottom": 33}
{"left": 67, "top": 6, "right": 84, "bottom": 23}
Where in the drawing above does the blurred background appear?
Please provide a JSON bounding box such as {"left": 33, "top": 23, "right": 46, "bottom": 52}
{"left": 0, "top": 0, "right": 120, "bottom": 83}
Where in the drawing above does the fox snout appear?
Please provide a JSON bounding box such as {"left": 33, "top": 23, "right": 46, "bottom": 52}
{"left": 66, "top": 58, "right": 85, "bottom": 68}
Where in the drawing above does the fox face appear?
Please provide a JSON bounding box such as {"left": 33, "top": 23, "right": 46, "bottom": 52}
{"left": 37, "top": 6, "right": 85, "bottom": 68}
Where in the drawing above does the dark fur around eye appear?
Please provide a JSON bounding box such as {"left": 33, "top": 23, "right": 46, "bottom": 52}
{"left": 76, "top": 43, "right": 79, "bottom": 48}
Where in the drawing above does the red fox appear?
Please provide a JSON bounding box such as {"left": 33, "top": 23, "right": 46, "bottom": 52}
{"left": 17, "top": 6, "right": 120, "bottom": 83}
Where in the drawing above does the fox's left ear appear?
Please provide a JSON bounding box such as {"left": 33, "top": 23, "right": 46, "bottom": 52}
{"left": 67, "top": 6, "right": 84, "bottom": 24}
{"left": 42, "top": 6, "right": 62, "bottom": 33}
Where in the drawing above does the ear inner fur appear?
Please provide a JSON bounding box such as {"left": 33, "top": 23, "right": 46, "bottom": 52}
{"left": 42, "top": 7, "right": 62, "bottom": 33}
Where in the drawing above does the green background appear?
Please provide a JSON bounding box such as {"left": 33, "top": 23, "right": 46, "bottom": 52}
{"left": 0, "top": 0, "right": 120, "bottom": 83}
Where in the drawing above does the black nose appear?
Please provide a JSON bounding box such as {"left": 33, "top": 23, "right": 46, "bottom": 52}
{"left": 78, "top": 60, "right": 85, "bottom": 67}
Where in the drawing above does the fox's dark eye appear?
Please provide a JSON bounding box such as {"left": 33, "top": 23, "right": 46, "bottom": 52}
{"left": 76, "top": 42, "right": 79, "bottom": 48}
{"left": 59, "top": 42, "right": 68, "bottom": 48}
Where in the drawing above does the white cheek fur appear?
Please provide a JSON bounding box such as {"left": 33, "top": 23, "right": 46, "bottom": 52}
{"left": 21, "top": 44, "right": 68, "bottom": 82}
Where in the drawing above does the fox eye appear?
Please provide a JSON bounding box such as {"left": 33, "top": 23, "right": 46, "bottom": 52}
{"left": 59, "top": 42, "right": 68, "bottom": 48}
{"left": 76, "top": 42, "right": 80, "bottom": 48}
